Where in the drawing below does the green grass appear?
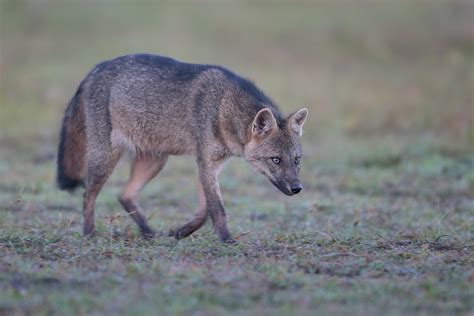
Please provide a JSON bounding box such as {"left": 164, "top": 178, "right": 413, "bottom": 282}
{"left": 1, "top": 1, "right": 473, "bottom": 315}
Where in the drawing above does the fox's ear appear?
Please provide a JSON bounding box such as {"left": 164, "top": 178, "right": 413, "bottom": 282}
{"left": 252, "top": 108, "right": 277, "bottom": 138}
{"left": 288, "top": 108, "right": 308, "bottom": 136}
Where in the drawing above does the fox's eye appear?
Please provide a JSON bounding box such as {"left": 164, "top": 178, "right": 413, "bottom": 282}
{"left": 294, "top": 157, "right": 301, "bottom": 165}
{"left": 271, "top": 157, "right": 281, "bottom": 164}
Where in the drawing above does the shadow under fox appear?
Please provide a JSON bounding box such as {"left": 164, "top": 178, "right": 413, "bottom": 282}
{"left": 57, "top": 54, "right": 308, "bottom": 243}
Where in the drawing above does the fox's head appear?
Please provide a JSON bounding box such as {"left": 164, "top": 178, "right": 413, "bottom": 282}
{"left": 244, "top": 107, "right": 308, "bottom": 196}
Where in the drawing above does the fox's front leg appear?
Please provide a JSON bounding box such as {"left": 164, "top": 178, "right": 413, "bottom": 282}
{"left": 197, "top": 156, "right": 235, "bottom": 243}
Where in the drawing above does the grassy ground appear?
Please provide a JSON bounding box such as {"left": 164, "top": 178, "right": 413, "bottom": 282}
{"left": 1, "top": 1, "right": 473, "bottom": 315}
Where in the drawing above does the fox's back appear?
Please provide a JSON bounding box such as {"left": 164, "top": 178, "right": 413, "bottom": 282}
{"left": 85, "top": 54, "right": 218, "bottom": 155}
{"left": 81, "top": 54, "right": 280, "bottom": 157}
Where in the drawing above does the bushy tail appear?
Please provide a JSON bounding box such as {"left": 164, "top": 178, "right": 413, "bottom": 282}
{"left": 57, "top": 83, "right": 86, "bottom": 191}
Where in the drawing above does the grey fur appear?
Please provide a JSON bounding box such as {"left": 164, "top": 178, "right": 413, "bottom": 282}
{"left": 57, "top": 54, "right": 308, "bottom": 243}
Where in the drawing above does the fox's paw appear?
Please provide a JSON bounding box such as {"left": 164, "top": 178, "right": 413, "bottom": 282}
{"left": 140, "top": 228, "right": 156, "bottom": 239}
{"left": 222, "top": 237, "right": 238, "bottom": 245}
{"left": 169, "top": 228, "right": 188, "bottom": 240}
{"left": 169, "top": 224, "right": 197, "bottom": 240}
{"left": 219, "top": 233, "right": 237, "bottom": 244}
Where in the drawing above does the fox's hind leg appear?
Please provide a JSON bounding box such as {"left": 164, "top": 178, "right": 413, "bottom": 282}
{"left": 83, "top": 148, "right": 122, "bottom": 236}
{"left": 119, "top": 155, "right": 168, "bottom": 238}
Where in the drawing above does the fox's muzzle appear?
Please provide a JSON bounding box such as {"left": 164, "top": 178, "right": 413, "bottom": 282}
{"left": 270, "top": 179, "right": 302, "bottom": 196}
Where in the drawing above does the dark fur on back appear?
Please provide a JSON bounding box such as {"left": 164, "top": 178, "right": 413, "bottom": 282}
{"left": 123, "top": 54, "right": 283, "bottom": 122}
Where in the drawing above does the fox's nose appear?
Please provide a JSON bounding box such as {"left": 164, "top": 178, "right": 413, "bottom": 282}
{"left": 290, "top": 184, "right": 302, "bottom": 194}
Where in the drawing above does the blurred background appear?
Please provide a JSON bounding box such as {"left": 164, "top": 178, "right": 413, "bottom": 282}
{"left": 2, "top": 1, "right": 472, "bottom": 153}
{"left": 0, "top": 1, "right": 473, "bottom": 314}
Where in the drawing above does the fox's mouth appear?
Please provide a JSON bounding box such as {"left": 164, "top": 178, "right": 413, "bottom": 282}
{"left": 270, "top": 179, "right": 294, "bottom": 196}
